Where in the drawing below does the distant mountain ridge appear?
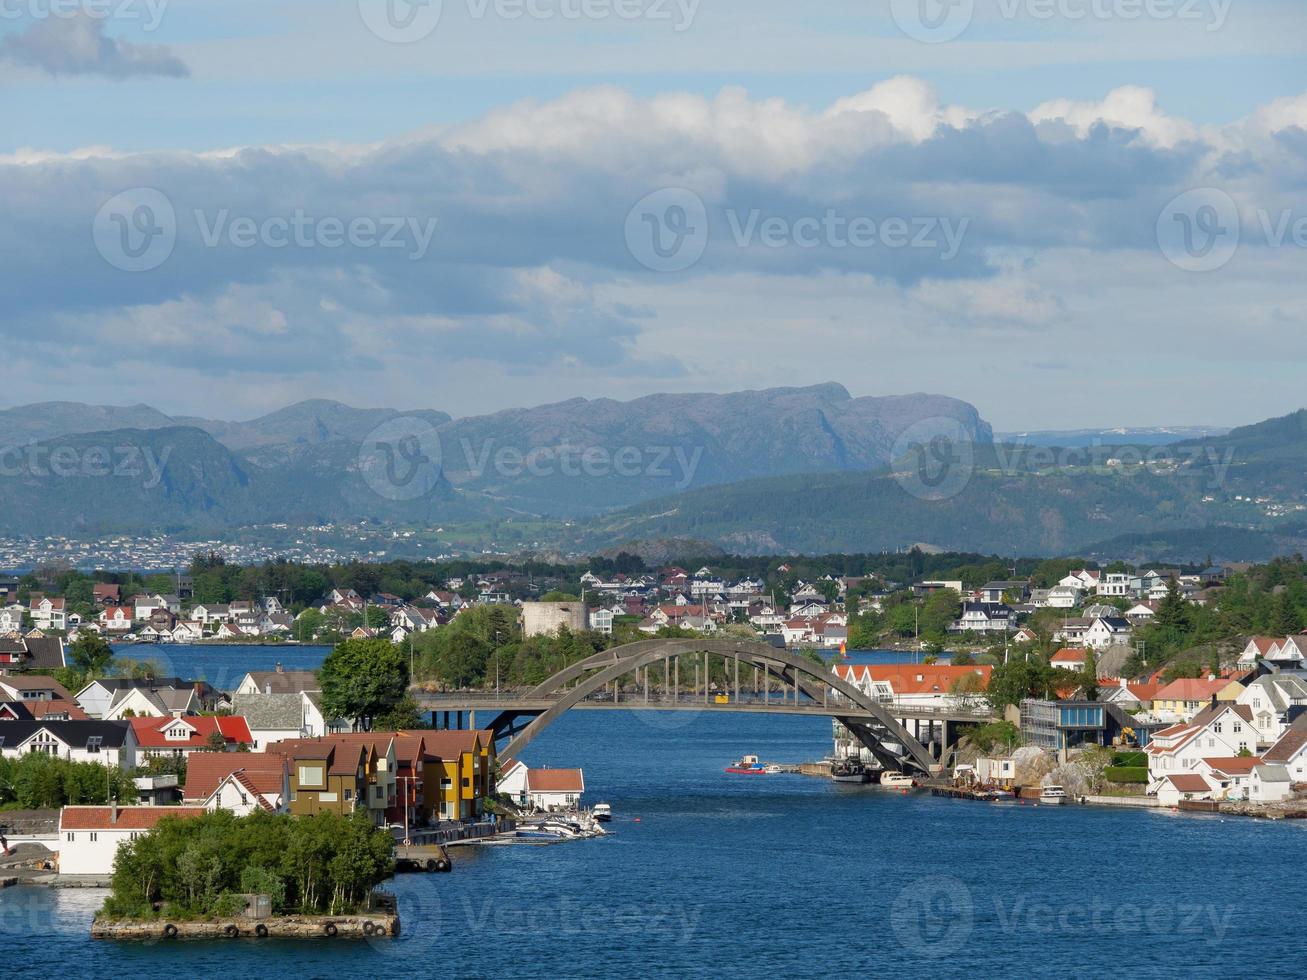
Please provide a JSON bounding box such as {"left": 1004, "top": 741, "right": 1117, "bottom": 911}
{"left": 0, "top": 384, "right": 990, "bottom": 534}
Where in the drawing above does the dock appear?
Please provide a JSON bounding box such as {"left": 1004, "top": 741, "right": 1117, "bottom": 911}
{"left": 394, "top": 842, "right": 452, "bottom": 873}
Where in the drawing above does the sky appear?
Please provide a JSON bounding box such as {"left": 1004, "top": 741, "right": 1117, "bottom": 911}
{"left": 2, "top": 0, "right": 1306, "bottom": 431}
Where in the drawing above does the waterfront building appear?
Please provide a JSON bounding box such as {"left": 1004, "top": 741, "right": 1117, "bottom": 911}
{"left": 1145, "top": 703, "right": 1256, "bottom": 796}
{"left": 271, "top": 738, "right": 378, "bottom": 822}
{"left": 404, "top": 729, "right": 496, "bottom": 822}
{"left": 1020, "top": 698, "right": 1155, "bottom": 755}
{"left": 59, "top": 806, "right": 205, "bottom": 876}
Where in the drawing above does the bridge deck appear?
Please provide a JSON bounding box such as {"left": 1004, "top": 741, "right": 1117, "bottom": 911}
{"left": 413, "top": 693, "right": 995, "bottom": 723}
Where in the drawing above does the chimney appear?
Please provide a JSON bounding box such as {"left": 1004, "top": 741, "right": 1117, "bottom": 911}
{"left": 265, "top": 683, "right": 272, "bottom": 695}
{"left": 110, "top": 803, "right": 120, "bottom": 825}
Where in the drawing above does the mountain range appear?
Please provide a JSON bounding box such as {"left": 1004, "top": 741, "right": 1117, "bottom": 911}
{"left": 0, "top": 385, "right": 987, "bottom": 534}
{"left": 6, "top": 387, "right": 1307, "bottom": 563}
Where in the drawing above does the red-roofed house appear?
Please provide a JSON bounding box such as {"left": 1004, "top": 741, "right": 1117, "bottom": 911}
{"left": 833, "top": 663, "right": 991, "bottom": 709}
{"left": 525, "top": 768, "right": 584, "bottom": 811}
{"left": 129, "top": 715, "right": 254, "bottom": 760}
{"left": 183, "top": 752, "right": 291, "bottom": 816}
{"left": 1194, "top": 756, "right": 1262, "bottom": 800}
{"left": 59, "top": 805, "right": 205, "bottom": 875}
{"left": 1157, "top": 773, "right": 1213, "bottom": 806}
{"left": 1049, "top": 648, "right": 1088, "bottom": 672}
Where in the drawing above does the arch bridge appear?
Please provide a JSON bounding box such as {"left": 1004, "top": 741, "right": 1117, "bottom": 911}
{"left": 414, "top": 639, "right": 990, "bottom": 774}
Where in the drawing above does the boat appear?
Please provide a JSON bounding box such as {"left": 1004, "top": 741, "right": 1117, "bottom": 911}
{"left": 763, "top": 765, "right": 784, "bottom": 775}
{"left": 1039, "top": 785, "right": 1067, "bottom": 805}
{"left": 989, "top": 789, "right": 1016, "bottom": 802}
{"left": 878, "top": 771, "right": 916, "bottom": 789}
{"left": 593, "top": 803, "right": 612, "bottom": 823}
{"left": 726, "top": 754, "right": 766, "bottom": 774}
{"left": 830, "top": 758, "right": 869, "bottom": 784}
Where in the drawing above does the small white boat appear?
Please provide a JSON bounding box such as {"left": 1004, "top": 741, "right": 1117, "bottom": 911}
{"left": 764, "top": 765, "right": 784, "bottom": 775}
{"left": 1040, "top": 785, "right": 1067, "bottom": 805}
{"left": 878, "top": 771, "right": 915, "bottom": 789}
{"left": 593, "top": 803, "right": 612, "bottom": 823}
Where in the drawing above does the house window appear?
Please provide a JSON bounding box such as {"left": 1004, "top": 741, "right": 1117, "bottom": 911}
{"left": 344, "top": 789, "right": 352, "bottom": 801}
{"left": 297, "top": 764, "right": 325, "bottom": 788}
{"left": 86, "top": 737, "right": 102, "bottom": 754}
{"left": 89, "top": 832, "right": 98, "bottom": 842}
{"left": 66, "top": 833, "right": 74, "bottom": 842}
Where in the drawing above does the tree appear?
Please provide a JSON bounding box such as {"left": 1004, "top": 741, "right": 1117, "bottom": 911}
{"left": 69, "top": 633, "right": 114, "bottom": 676}
{"left": 1270, "top": 591, "right": 1301, "bottom": 636}
{"left": 1081, "top": 647, "right": 1099, "bottom": 701}
{"left": 319, "top": 638, "right": 410, "bottom": 731}
{"left": 374, "top": 694, "right": 423, "bottom": 731}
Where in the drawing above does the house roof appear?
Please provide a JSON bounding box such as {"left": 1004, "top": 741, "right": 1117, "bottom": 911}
{"left": 0, "top": 675, "right": 72, "bottom": 697}
{"left": 1050, "top": 648, "right": 1087, "bottom": 664}
{"left": 59, "top": 806, "right": 206, "bottom": 831}
{"left": 400, "top": 729, "right": 490, "bottom": 757}
{"left": 1166, "top": 774, "right": 1212, "bottom": 793}
{"left": 1154, "top": 678, "right": 1238, "bottom": 701}
{"left": 231, "top": 692, "right": 305, "bottom": 731}
{"left": 526, "top": 768, "right": 584, "bottom": 793}
{"left": 1263, "top": 727, "right": 1307, "bottom": 764}
{"left": 184, "top": 752, "right": 288, "bottom": 801}
{"left": 20, "top": 637, "right": 66, "bottom": 670}
{"left": 129, "top": 715, "right": 253, "bottom": 748}
{"left": 1202, "top": 756, "right": 1262, "bottom": 777}
{"left": 241, "top": 669, "right": 319, "bottom": 695}
{"left": 0, "top": 720, "right": 131, "bottom": 748}
{"left": 834, "top": 663, "right": 991, "bottom": 694}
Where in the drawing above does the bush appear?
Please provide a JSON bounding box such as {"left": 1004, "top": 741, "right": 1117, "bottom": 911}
{"left": 1103, "top": 766, "right": 1147, "bottom": 784}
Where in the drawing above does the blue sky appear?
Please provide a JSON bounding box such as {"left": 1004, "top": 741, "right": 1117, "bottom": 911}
{"left": 2, "top": 0, "right": 1306, "bottom": 429}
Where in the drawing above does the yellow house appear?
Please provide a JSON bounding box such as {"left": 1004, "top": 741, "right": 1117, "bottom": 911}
{"left": 405, "top": 729, "right": 495, "bottom": 823}
{"left": 1151, "top": 677, "right": 1244, "bottom": 721}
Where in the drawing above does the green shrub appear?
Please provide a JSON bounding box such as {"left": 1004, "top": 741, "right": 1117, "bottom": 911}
{"left": 1103, "top": 766, "right": 1147, "bottom": 784}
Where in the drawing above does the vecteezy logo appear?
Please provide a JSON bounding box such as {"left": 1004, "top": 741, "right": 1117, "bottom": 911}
{"left": 358, "top": 416, "right": 444, "bottom": 501}
{"left": 624, "top": 187, "right": 710, "bottom": 273}
{"left": 890, "top": 417, "right": 975, "bottom": 502}
{"left": 890, "top": 875, "right": 974, "bottom": 959}
{"left": 93, "top": 188, "right": 177, "bottom": 272}
{"left": 1156, "top": 187, "right": 1241, "bottom": 273}
{"left": 890, "top": 0, "right": 975, "bottom": 43}
{"left": 358, "top": 0, "right": 443, "bottom": 43}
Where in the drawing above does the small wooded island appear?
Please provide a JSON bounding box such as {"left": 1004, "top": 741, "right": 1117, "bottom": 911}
{"left": 91, "top": 809, "right": 399, "bottom": 940}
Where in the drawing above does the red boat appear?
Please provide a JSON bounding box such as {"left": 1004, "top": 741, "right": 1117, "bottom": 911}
{"left": 725, "top": 755, "right": 766, "bottom": 774}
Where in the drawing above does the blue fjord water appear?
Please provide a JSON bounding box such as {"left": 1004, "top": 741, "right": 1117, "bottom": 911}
{"left": 9, "top": 646, "right": 1295, "bottom": 978}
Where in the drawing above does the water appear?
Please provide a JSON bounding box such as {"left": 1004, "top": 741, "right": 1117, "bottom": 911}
{"left": 109, "top": 643, "right": 333, "bottom": 691}
{"left": 16, "top": 646, "right": 1297, "bottom": 977}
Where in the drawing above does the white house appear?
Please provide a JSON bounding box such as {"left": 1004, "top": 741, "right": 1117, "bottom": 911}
{"left": 0, "top": 721, "right": 136, "bottom": 769}
{"left": 1261, "top": 724, "right": 1307, "bottom": 783}
{"left": 31, "top": 596, "right": 66, "bottom": 631}
{"left": 58, "top": 806, "right": 205, "bottom": 876}
{"left": 1084, "top": 616, "right": 1132, "bottom": 650}
{"left": 523, "top": 768, "right": 585, "bottom": 812}
{"left": 1238, "top": 637, "right": 1281, "bottom": 669}
{"left": 1049, "top": 648, "right": 1088, "bottom": 672}
{"left": 589, "top": 608, "right": 614, "bottom": 635}
{"left": 1146, "top": 704, "right": 1255, "bottom": 797}
{"left": 1235, "top": 674, "right": 1307, "bottom": 745}
{"left": 1249, "top": 763, "right": 1293, "bottom": 803}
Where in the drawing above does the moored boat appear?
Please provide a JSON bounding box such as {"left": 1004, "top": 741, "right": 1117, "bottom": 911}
{"left": 726, "top": 754, "right": 766, "bottom": 774}
{"left": 1039, "top": 785, "right": 1067, "bottom": 805}
{"left": 830, "top": 758, "right": 869, "bottom": 784}
{"left": 593, "top": 803, "right": 612, "bottom": 822}
{"left": 878, "top": 771, "right": 915, "bottom": 789}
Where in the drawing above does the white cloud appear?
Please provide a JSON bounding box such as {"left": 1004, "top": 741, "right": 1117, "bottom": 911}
{"left": 0, "top": 14, "right": 189, "bottom": 79}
